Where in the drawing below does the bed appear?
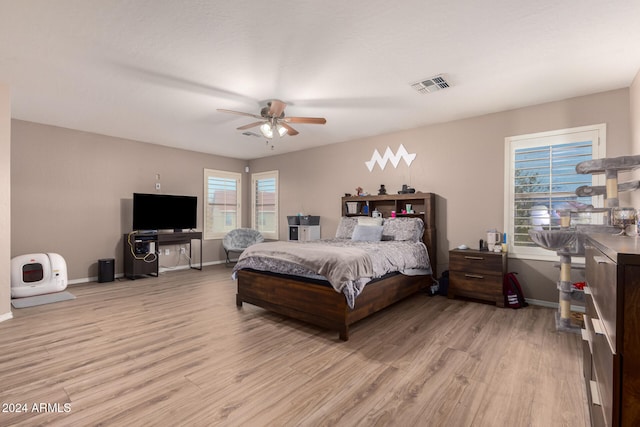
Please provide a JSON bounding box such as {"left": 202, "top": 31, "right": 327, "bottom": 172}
{"left": 233, "top": 195, "right": 437, "bottom": 341}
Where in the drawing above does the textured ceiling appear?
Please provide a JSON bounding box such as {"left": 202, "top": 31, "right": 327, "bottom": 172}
{"left": 1, "top": 1, "right": 640, "bottom": 159}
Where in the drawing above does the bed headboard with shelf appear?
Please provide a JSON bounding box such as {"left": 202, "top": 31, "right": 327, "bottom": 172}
{"left": 341, "top": 193, "right": 437, "bottom": 276}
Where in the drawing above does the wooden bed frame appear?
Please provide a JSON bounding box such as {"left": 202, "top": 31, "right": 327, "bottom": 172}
{"left": 236, "top": 193, "right": 437, "bottom": 341}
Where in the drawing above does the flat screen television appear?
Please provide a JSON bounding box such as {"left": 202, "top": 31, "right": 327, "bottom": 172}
{"left": 132, "top": 193, "right": 197, "bottom": 232}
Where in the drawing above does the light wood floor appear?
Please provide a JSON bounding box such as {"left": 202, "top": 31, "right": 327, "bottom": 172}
{"left": 0, "top": 265, "right": 589, "bottom": 426}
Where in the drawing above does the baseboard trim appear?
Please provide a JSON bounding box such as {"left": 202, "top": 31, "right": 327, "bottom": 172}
{"left": 67, "top": 260, "right": 225, "bottom": 285}
{"left": 526, "top": 298, "right": 585, "bottom": 313}
{"left": 0, "top": 311, "right": 13, "bottom": 323}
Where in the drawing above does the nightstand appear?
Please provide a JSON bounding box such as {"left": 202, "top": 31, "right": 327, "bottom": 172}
{"left": 448, "top": 248, "right": 507, "bottom": 307}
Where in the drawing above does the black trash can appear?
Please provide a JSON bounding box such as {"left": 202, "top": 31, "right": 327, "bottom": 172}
{"left": 98, "top": 258, "right": 115, "bottom": 283}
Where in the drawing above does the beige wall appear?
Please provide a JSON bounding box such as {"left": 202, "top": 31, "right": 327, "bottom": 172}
{"left": 249, "top": 88, "right": 632, "bottom": 304}
{"left": 8, "top": 86, "right": 638, "bottom": 305}
{"left": 0, "top": 85, "right": 11, "bottom": 321}
{"left": 11, "top": 120, "right": 247, "bottom": 280}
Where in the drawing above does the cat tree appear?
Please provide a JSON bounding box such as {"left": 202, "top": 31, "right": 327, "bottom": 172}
{"left": 529, "top": 154, "right": 640, "bottom": 332}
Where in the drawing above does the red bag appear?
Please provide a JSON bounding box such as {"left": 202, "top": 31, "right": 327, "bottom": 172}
{"left": 503, "top": 272, "right": 528, "bottom": 309}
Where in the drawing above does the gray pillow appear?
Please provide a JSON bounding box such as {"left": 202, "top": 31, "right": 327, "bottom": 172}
{"left": 381, "top": 217, "right": 424, "bottom": 242}
{"left": 351, "top": 224, "right": 383, "bottom": 241}
{"left": 335, "top": 217, "right": 358, "bottom": 239}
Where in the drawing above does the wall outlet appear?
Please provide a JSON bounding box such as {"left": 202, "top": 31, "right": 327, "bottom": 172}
{"left": 155, "top": 182, "right": 161, "bottom": 190}
{"left": 164, "top": 248, "right": 170, "bottom": 255}
{"left": 180, "top": 247, "right": 186, "bottom": 254}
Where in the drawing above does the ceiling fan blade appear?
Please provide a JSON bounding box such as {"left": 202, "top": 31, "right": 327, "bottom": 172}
{"left": 279, "top": 122, "right": 299, "bottom": 136}
{"left": 217, "top": 109, "right": 263, "bottom": 120}
{"left": 283, "top": 116, "right": 327, "bottom": 124}
{"left": 268, "top": 100, "right": 287, "bottom": 118}
{"left": 236, "top": 121, "right": 264, "bottom": 130}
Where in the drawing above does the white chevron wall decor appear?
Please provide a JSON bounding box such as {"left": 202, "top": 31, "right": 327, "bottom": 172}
{"left": 365, "top": 144, "right": 416, "bottom": 172}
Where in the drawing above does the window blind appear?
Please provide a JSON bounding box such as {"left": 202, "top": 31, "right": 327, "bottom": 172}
{"left": 252, "top": 171, "right": 278, "bottom": 239}
{"left": 505, "top": 124, "right": 605, "bottom": 260}
{"left": 513, "top": 141, "right": 593, "bottom": 248}
{"left": 204, "top": 169, "right": 241, "bottom": 239}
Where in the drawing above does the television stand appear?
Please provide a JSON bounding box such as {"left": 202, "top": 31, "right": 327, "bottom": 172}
{"left": 157, "top": 231, "right": 202, "bottom": 271}
{"left": 123, "top": 231, "right": 202, "bottom": 279}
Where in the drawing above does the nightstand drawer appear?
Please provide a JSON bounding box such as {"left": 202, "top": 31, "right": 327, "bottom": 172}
{"left": 449, "top": 251, "right": 504, "bottom": 276}
{"left": 450, "top": 271, "right": 503, "bottom": 299}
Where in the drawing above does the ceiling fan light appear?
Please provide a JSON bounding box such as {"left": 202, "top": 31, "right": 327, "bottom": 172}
{"left": 260, "top": 122, "right": 273, "bottom": 138}
{"left": 276, "top": 124, "right": 288, "bottom": 137}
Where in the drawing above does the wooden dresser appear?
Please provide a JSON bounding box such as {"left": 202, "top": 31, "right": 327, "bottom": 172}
{"left": 583, "top": 233, "right": 640, "bottom": 427}
{"left": 448, "top": 248, "right": 507, "bottom": 307}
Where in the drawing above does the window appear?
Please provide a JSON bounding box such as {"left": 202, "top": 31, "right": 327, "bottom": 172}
{"left": 204, "top": 169, "right": 241, "bottom": 239}
{"left": 504, "top": 124, "right": 606, "bottom": 260}
{"left": 252, "top": 170, "right": 278, "bottom": 240}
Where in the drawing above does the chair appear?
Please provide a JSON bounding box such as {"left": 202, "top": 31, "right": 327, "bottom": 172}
{"left": 223, "top": 228, "right": 264, "bottom": 266}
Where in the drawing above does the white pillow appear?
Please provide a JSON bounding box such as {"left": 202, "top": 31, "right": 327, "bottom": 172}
{"left": 351, "top": 225, "right": 384, "bottom": 241}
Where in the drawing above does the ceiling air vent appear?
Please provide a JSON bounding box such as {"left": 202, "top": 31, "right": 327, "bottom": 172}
{"left": 411, "top": 75, "right": 450, "bottom": 94}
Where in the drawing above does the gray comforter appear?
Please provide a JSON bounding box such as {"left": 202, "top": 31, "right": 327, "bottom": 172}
{"left": 232, "top": 239, "right": 432, "bottom": 308}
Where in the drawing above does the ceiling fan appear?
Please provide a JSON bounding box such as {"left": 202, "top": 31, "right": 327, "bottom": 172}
{"left": 217, "top": 100, "right": 326, "bottom": 138}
